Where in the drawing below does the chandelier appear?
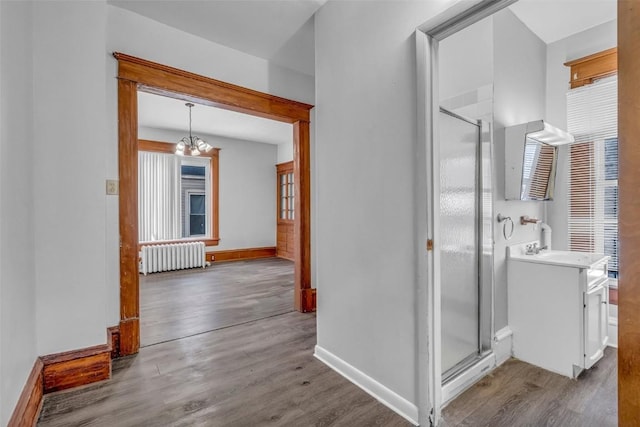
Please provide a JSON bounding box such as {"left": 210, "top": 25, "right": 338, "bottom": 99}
{"left": 176, "top": 102, "right": 213, "bottom": 156}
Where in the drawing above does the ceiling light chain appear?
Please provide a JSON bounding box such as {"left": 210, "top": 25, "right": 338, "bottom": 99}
{"left": 176, "top": 102, "right": 213, "bottom": 156}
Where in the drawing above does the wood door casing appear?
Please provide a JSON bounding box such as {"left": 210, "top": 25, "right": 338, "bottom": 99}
{"left": 115, "top": 53, "right": 315, "bottom": 355}
{"left": 276, "top": 161, "right": 294, "bottom": 261}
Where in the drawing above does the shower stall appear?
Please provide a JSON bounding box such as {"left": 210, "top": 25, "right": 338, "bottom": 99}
{"left": 438, "top": 107, "right": 494, "bottom": 390}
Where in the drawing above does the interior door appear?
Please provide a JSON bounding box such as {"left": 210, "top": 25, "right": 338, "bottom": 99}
{"left": 585, "top": 282, "right": 608, "bottom": 369}
{"left": 439, "top": 108, "right": 481, "bottom": 377}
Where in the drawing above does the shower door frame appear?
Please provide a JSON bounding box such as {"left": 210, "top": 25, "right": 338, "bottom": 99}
{"left": 438, "top": 107, "right": 491, "bottom": 384}
{"left": 415, "top": 1, "right": 516, "bottom": 425}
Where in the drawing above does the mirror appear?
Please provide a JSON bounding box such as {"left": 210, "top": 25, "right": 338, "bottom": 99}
{"left": 505, "top": 120, "right": 571, "bottom": 201}
{"left": 520, "top": 138, "right": 557, "bottom": 200}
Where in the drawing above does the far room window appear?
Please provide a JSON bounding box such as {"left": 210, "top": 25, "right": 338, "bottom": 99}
{"left": 567, "top": 75, "right": 618, "bottom": 281}
{"left": 138, "top": 140, "right": 219, "bottom": 246}
{"left": 276, "top": 161, "right": 294, "bottom": 222}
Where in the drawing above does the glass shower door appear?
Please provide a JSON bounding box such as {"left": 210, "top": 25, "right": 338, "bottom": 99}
{"left": 439, "top": 108, "right": 481, "bottom": 379}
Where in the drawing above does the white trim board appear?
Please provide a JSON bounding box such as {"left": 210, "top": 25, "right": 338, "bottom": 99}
{"left": 494, "top": 326, "right": 513, "bottom": 366}
{"left": 314, "top": 345, "right": 419, "bottom": 426}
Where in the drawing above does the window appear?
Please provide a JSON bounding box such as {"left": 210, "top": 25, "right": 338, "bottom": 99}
{"left": 138, "top": 140, "right": 219, "bottom": 246}
{"left": 567, "top": 75, "right": 618, "bottom": 279}
{"left": 277, "top": 161, "right": 294, "bottom": 222}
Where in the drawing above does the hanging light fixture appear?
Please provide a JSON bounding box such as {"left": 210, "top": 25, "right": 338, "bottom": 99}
{"left": 176, "top": 102, "right": 213, "bottom": 156}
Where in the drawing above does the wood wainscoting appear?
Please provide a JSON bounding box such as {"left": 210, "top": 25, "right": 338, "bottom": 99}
{"left": 207, "top": 247, "right": 276, "bottom": 263}
{"left": 8, "top": 326, "right": 121, "bottom": 426}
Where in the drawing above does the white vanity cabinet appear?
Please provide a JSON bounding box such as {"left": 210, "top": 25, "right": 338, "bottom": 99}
{"left": 507, "top": 242, "right": 609, "bottom": 379}
{"left": 584, "top": 275, "right": 609, "bottom": 369}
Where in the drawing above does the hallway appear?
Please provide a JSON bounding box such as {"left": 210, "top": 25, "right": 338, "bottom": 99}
{"left": 37, "top": 311, "right": 409, "bottom": 426}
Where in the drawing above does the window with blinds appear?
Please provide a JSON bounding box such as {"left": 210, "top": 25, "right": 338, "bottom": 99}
{"left": 567, "top": 75, "right": 618, "bottom": 278}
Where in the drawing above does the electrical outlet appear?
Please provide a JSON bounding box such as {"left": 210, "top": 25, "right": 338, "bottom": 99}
{"left": 106, "top": 179, "right": 119, "bottom": 195}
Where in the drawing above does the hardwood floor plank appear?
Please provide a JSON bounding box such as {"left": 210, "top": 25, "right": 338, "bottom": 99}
{"left": 38, "top": 311, "right": 409, "bottom": 426}
{"left": 442, "top": 348, "right": 617, "bottom": 427}
{"left": 140, "top": 257, "right": 295, "bottom": 346}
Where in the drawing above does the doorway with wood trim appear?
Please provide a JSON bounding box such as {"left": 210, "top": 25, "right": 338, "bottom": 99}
{"left": 115, "top": 53, "right": 315, "bottom": 356}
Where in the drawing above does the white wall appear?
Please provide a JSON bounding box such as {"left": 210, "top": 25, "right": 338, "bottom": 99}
{"left": 439, "top": 15, "right": 494, "bottom": 103}
{"left": 492, "top": 9, "right": 548, "bottom": 330}
{"left": 139, "top": 127, "right": 277, "bottom": 251}
{"left": 314, "top": 0, "right": 455, "bottom": 409}
{"left": 32, "top": 1, "right": 109, "bottom": 356}
{"left": 0, "top": 1, "right": 37, "bottom": 425}
{"left": 277, "top": 141, "right": 294, "bottom": 164}
{"left": 545, "top": 20, "right": 616, "bottom": 251}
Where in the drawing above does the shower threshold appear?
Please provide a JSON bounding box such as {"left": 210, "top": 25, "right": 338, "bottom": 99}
{"left": 442, "top": 352, "right": 495, "bottom": 406}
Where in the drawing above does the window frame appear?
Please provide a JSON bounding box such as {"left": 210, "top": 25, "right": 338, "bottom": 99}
{"left": 566, "top": 73, "right": 618, "bottom": 285}
{"left": 276, "top": 161, "right": 294, "bottom": 224}
{"left": 138, "top": 139, "right": 220, "bottom": 248}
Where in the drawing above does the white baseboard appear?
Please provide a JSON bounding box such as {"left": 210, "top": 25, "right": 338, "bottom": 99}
{"left": 494, "top": 326, "right": 513, "bottom": 366}
{"left": 314, "top": 345, "right": 419, "bottom": 425}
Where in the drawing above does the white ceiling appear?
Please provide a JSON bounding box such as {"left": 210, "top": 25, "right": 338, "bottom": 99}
{"left": 124, "top": 0, "right": 617, "bottom": 143}
{"left": 108, "top": 0, "right": 324, "bottom": 76}
{"left": 137, "top": 91, "right": 292, "bottom": 145}
{"left": 509, "top": 0, "right": 617, "bottom": 44}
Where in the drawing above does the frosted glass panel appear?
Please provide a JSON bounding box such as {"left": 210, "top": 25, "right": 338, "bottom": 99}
{"left": 439, "top": 111, "right": 480, "bottom": 376}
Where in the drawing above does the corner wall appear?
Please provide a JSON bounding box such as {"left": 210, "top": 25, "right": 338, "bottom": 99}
{"left": 0, "top": 1, "right": 37, "bottom": 424}
{"left": 314, "top": 0, "right": 454, "bottom": 413}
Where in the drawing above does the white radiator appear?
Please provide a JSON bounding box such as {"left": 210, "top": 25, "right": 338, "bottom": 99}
{"left": 140, "top": 242, "right": 206, "bottom": 275}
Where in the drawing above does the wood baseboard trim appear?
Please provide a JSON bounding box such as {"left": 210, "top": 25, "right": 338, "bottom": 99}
{"left": 9, "top": 326, "right": 120, "bottom": 425}
{"left": 41, "top": 344, "right": 111, "bottom": 393}
{"left": 107, "top": 325, "right": 121, "bottom": 359}
{"left": 208, "top": 246, "right": 276, "bottom": 262}
{"left": 302, "top": 288, "right": 317, "bottom": 312}
{"left": 8, "top": 358, "right": 44, "bottom": 427}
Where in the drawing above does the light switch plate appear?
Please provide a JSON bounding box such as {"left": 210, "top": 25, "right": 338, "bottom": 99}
{"left": 106, "top": 179, "right": 119, "bottom": 195}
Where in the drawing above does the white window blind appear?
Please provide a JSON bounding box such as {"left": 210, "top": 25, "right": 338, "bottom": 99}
{"left": 567, "top": 75, "right": 618, "bottom": 277}
{"left": 138, "top": 151, "right": 182, "bottom": 242}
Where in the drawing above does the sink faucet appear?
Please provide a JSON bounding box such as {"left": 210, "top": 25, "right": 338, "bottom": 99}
{"left": 525, "top": 243, "right": 547, "bottom": 255}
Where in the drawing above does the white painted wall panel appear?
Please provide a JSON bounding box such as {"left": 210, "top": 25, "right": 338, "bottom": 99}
{"left": 315, "top": 0, "right": 455, "bottom": 406}
{"left": 32, "top": 1, "right": 109, "bottom": 355}
{"left": 0, "top": 2, "right": 38, "bottom": 424}
{"left": 492, "top": 9, "right": 548, "bottom": 330}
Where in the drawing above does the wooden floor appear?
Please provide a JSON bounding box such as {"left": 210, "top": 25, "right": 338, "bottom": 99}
{"left": 37, "top": 257, "right": 617, "bottom": 426}
{"left": 38, "top": 311, "right": 409, "bottom": 426}
{"left": 39, "top": 257, "right": 408, "bottom": 426}
{"left": 442, "top": 347, "right": 617, "bottom": 426}
{"left": 140, "top": 257, "right": 295, "bottom": 346}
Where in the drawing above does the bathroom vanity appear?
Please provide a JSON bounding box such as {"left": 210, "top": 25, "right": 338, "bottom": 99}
{"left": 507, "top": 242, "right": 609, "bottom": 378}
